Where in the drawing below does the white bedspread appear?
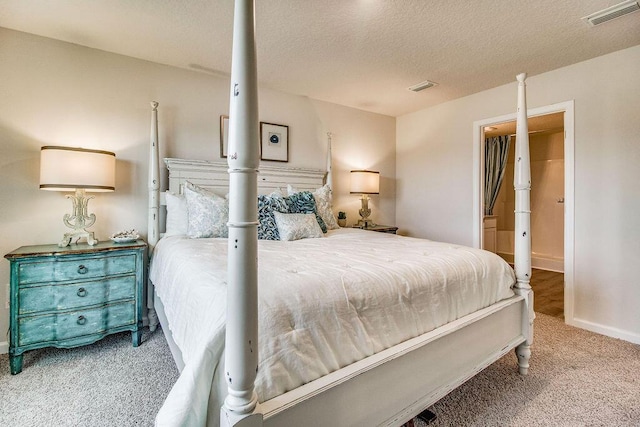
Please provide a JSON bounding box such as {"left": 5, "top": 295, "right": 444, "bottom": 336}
{"left": 150, "top": 228, "right": 515, "bottom": 426}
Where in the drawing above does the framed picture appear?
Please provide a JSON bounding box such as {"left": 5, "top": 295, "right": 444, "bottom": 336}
{"left": 260, "top": 122, "right": 289, "bottom": 162}
{"left": 220, "top": 115, "right": 229, "bottom": 158}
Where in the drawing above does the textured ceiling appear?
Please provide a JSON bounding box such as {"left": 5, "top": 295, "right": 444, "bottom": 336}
{"left": 1, "top": 0, "right": 639, "bottom": 116}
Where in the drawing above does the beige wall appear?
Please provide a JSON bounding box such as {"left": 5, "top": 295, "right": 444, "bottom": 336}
{"left": 397, "top": 44, "right": 640, "bottom": 343}
{"left": 0, "top": 28, "right": 395, "bottom": 351}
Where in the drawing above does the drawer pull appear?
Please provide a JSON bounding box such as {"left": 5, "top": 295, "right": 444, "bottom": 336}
{"left": 77, "top": 287, "right": 87, "bottom": 297}
{"left": 77, "top": 265, "right": 88, "bottom": 275}
{"left": 77, "top": 315, "right": 87, "bottom": 325}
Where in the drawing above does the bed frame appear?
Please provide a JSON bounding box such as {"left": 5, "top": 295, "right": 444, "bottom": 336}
{"left": 146, "top": 1, "right": 534, "bottom": 426}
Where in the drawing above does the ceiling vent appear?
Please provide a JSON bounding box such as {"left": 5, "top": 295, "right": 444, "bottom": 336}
{"left": 582, "top": 0, "right": 640, "bottom": 26}
{"left": 408, "top": 80, "right": 438, "bottom": 92}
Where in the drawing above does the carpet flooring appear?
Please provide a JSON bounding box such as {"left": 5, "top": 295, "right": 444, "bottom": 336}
{"left": 1, "top": 314, "right": 639, "bottom": 426}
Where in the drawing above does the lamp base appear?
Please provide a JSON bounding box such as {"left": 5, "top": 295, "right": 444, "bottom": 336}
{"left": 59, "top": 229, "right": 98, "bottom": 247}
{"left": 357, "top": 194, "right": 375, "bottom": 229}
{"left": 59, "top": 188, "right": 99, "bottom": 247}
{"left": 356, "top": 219, "right": 376, "bottom": 229}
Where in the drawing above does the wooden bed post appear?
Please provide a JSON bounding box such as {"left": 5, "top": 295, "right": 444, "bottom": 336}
{"left": 514, "top": 73, "right": 534, "bottom": 374}
{"left": 221, "top": 0, "right": 263, "bottom": 426}
{"left": 325, "top": 132, "right": 333, "bottom": 189}
{"left": 147, "top": 101, "right": 160, "bottom": 332}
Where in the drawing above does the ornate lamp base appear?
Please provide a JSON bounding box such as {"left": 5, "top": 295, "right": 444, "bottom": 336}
{"left": 356, "top": 219, "right": 375, "bottom": 229}
{"left": 58, "top": 189, "right": 99, "bottom": 247}
{"left": 59, "top": 230, "right": 98, "bottom": 247}
{"left": 357, "top": 194, "right": 376, "bottom": 229}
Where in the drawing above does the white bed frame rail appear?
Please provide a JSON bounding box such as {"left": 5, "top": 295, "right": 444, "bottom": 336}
{"left": 146, "top": 1, "right": 533, "bottom": 425}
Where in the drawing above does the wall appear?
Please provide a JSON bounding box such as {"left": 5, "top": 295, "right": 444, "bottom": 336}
{"left": 0, "top": 28, "right": 396, "bottom": 352}
{"left": 397, "top": 44, "right": 640, "bottom": 343}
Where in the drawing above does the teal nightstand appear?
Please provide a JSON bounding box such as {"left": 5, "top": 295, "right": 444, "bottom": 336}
{"left": 4, "top": 240, "right": 146, "bottom": 374}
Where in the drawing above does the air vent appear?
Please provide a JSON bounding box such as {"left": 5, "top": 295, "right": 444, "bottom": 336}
{"left": 583, "top": 0, "right": 640, "bottom": 26}
{"left": 408, "top": 80, "right": 438, "bottom": 92}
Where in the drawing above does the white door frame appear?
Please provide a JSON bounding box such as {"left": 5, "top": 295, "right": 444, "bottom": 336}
{"left": 472, "top": 100, "right": 575, "bottom": 324}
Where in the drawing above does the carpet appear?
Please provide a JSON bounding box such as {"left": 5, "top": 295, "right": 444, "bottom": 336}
{"left": 416, "top": 313, "right": 640, "bottom": 427}
{"left": 0, "top": 328, "right": 178, "bottom": 426}
{"left": 1, "top": 314, "right": 638, "bottom": 426}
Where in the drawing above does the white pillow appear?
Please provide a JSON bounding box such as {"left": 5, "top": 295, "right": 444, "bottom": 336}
{"left": 165, "top": 191, "right": 188, "bottom": 236}
{"left": 287, "top": 184, "right": 339, "bottom": 230}
{"left": 184, "top": 181, "right": 229, "bottom": 238}
{"left": 273, "top": 211, "right": 323, "bottom": 241}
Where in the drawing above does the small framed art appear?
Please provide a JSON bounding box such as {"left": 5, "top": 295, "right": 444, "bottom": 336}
{"left": 260, "top": 122, "right": 289, "bottom": 162}
{"left": 220, "top": 115, "right": 229, "bottom": 158}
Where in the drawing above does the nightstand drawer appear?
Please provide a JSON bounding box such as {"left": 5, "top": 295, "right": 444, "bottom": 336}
{"left": 18, "top": 302, "right": 136, "bottom": 346}
{"left": 17, "top": 254, "right": 137, "bottom": 285}
{"left": 18, "top": 275, "right": 136, "bottom": 315}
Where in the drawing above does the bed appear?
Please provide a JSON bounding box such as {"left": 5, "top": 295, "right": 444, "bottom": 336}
{"left": 146, "top": 2, "right": 534, "bottom": 426}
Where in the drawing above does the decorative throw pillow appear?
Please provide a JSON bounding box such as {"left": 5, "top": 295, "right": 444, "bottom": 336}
{"left": 257, "top": 192, "right": 288, "bottom": 240}
{"left": 273, "top": 212, "right": 323, "bottom": 241}
{"left": 288, "top": 184, "right": 339, "bottom": 230}
{"left": 184, "top": 181, "right": 229, "bottom": 238}
{"left": 283, "top": 191, "right": 327, "bottom": 233}
{"left": 165, "top": 191, "right": 188, "bottom": 236}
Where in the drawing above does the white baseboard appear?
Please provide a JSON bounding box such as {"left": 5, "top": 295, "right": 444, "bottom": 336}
{"left": 569, "top": 317, "right": 640, "bottom": 345}
{"left": 497, "top": 252, "right": 564, "bottom": 273}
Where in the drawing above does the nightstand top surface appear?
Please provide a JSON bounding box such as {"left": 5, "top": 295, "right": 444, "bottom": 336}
{"left": 352, "top": 224, "right": 398, "bottom": 233}
{"left": 5, "top": 240, "right": 146, "bottom": 260}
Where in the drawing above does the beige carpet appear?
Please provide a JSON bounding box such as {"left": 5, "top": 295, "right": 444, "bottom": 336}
{"left": 417, "top": 314, "right": 640, "bottom": 427}
{"left": 1, "top": 314, "right": 638, "bottom": 426}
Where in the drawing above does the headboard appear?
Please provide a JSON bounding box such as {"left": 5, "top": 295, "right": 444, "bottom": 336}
{"left": 164, "top": 158, "right": 327, "bottom": 197}
{"left": 147, "top": 102, "right": 332, "bottom": 253}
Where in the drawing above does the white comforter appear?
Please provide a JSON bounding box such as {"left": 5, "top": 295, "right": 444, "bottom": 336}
{"left": 150, "top": 228, "right": 515, "bottom": 426}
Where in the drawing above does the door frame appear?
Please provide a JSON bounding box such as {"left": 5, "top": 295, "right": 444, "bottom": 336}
{"left": 472, "top": 100, "right": 575, "bottom": 324}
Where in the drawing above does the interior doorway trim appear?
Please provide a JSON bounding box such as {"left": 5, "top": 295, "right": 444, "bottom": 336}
{"left": 472, "top": 100, "right": 575, "bottom": 325}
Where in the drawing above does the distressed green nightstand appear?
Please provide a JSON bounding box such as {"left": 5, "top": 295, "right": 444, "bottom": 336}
{"left": 4, "top": 240, "right": 146, "bottom": 374}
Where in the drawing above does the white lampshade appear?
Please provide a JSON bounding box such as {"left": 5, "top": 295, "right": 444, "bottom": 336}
{"left": 350, "top": 170, "right": 380, "bottom": 194}
{"left": 40, "top": 146, "right": 116, "bottom": 192}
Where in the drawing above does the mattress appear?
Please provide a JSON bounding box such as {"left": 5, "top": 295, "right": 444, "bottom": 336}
{"left": 150, "top": 228, "right": 515, "bottom": 426}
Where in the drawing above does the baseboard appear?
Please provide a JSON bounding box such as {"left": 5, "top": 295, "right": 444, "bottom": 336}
{"left": 569, "top": 317, "right": 640, "bottom": 345}
{"left": 497, "top": 252, "right": 564, "bottom": 273}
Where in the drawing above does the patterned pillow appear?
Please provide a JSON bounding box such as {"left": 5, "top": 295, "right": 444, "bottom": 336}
{"left": 288, "top": 184, "right": 339, "bottom": 230}
{"left": 273, "top": 212, "right": 323, "bottom": 241}
{"left": 283, "top": 191, "right": 327, "bottom": 233}
{"left": 257, "top": 192, "right": 288, "bottom": 240}
{"left": 184, "top": 182, "right": 229, "bottom": 238}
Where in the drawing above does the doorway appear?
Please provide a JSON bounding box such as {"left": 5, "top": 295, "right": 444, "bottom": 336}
{"left": 484, "top": 113, "right": 565, "bottom": 317}
{"left": 472, "top": 101, "right": 575, "bottom": 323}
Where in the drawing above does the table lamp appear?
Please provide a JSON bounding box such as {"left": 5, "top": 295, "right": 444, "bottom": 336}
{"left": 40, "top": 146, "right": 116, "bottom": 247}
{"left": 350, "top": 170, "right": 379, "bottom": 228}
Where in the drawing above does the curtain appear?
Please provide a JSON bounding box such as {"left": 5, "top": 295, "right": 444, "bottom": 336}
{"left": 484, "top": 135, "right": 511, "bottom": 216}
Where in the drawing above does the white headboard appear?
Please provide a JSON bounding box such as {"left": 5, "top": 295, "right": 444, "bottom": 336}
{"left": 164, "top": 158, "right": 326, "bottom": 197}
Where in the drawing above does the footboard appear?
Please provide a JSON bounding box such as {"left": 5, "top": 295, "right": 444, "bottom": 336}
{"left": 261, "top": 296, "right": 527, "bottom": 427}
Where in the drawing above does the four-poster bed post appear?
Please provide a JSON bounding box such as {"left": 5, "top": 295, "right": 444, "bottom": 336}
{"left": 513, "top": 73, "right": 534, "bottom": 374}
{"left": 147, "top": 101, "right": 160, "bottom": 332}
{"left": 222, "top": 0, "right": 262, "bottom": 426}
{"left": 325, "top": 132, "right": 333, "bottom": 189}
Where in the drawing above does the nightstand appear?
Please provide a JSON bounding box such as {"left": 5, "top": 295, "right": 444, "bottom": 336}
{"left": 352, "top": 224, "right": 399, "bottom": 234}
{"left": 4, "top": 240, "right": 146, "bottom": 374}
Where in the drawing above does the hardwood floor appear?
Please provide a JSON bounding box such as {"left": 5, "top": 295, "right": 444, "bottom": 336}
{"left": 529, "top": 268, "right": 564, "bottom": 319}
